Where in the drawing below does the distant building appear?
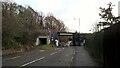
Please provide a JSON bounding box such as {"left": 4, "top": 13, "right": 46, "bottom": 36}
{"left": 118, "top": 1, "right": 120, "bottom": 16}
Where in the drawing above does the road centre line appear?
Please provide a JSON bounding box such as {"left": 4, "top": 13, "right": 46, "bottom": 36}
{"left": 71, "top": 56, "right": 74, "bottom": 62}
{"left": 55, "top": 48, "right": 60, "bottom": 50}
{"left": 20, "top": 57, "right": 45, "bottom": 67}
{"left": 40, "top": 50, "right": 45, "bottom": 52}
{"left": 21, "top": 48, "right": 62, "bottom": 67}
{"left": 5, "top": 56, "right": 21, "bottom": 60}
{"left": 50, "top": 52, "right": 58, "bottom": 55}
{"left": 58, "top": 50, "right": 62, "bottom": 51}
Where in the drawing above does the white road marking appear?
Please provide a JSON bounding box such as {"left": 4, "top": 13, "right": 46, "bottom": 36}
{"left": 65, "top": 54, "right": 69, "bottom": 56}
{"left": 70, "top": 49, "right": 75, "bottom": 63}
{"left": 58, "top": 50, "right": 62, "bottom": 51}
{"left": 55, "top": 48, "right": 60, "bottom": 50}
{"left": 62, "top": 48, "right": 64, "bottom": 49}
{"left": 20, "top": 57, "right": 45, "bottom": 67}
{"left": 71, "top": 56, "right": 74, "bottom": 62}
{"left": 6, "top": 56, "right": 21, "bottom": 60}
{"left": 50, "top": 52, "right": 57, "bottom": 55}
{"left": 40, "top": 50, "right": 45, "bottom": 52}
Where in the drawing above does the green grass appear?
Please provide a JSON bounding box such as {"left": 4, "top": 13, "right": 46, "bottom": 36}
{"left": 41, "top": 44, "right": 56, "bottom": 50}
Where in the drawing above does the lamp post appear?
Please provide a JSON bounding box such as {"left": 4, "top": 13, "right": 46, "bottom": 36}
{"left": 73, "top": 18, "right": 81, "bottom": 46}
{"left": 74, "top": 18, "right": 80, "bottom": 33}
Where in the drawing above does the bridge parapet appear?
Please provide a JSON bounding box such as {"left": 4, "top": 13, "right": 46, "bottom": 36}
{"left": 57, "top": 32, "right": 78, "bottom": 36}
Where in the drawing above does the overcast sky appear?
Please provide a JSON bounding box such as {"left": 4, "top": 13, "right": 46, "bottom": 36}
{"left": 2, "top": 0, "right": 120, "bottom": 33}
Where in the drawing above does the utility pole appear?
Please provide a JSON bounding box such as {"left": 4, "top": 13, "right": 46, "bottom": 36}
{"left": 78, "top": 18, "right": 80, "bottom": 33}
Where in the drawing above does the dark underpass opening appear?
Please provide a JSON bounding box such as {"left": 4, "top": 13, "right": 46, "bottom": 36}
{"left": 58, "top": 32, "right": 81, "bottom": 46}
{"left": 39, "top": 38, "right": 47, "bottom": 45}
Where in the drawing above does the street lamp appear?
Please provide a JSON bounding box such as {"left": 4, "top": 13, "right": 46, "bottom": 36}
{"left": 74, "top": 18, "right": 80, "bottom": 33}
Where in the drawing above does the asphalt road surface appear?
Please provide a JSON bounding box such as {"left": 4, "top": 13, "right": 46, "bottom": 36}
{"left": 2, "top": 46, "right": 101, "bottom": 67}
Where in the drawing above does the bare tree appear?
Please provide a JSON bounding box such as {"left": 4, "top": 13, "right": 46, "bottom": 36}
{"left": 98, "top": 2, "right": 119, "bottom": 29}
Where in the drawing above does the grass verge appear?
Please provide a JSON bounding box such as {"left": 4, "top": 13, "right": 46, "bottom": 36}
{"left": 41, "top": 44, "right": 56, "bottom": 50}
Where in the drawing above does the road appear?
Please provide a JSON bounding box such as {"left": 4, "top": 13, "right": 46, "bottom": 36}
{"left": 2, "top": 46, "right": 101, "bottom": 67}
